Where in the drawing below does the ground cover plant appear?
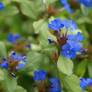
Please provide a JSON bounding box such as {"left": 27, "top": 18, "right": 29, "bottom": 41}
{"left": 0, "top": 0, "right": 92, "bottom": 92}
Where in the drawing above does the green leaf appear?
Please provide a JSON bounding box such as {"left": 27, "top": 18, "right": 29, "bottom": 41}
{"left": 0, "top": 70, "right": 27, "bottom": 92}
{"left": 33, "top": 19, "right": 56, "bottom": 47}
{"left": 31, "top": 44, "right": 41, "bottom": 51}
{"left": 1, "top": 0, "right": 11, "bottom": 5}
{"left": 57, "top": 56, "right": 73, "bottom": 75}
{"left": 0, "top": 70, "right": 17, "bottom": 92}
{"left": 17, "top": 0, "right": 45, "bottom": 19}
{"left": 20, "top": 0, "right": 37, "bottom": 19}
{"left": 33, "top": 19, "right": 49, "bottom": 46}
{"left": 18, "top": 74, "right": 36, "bottom": 92}
{"left": 77, "top": 17, "right": 92, "bottom": 24}
{"left": 42, "top": 44, "right": 57, "bottom": 56}
{"left": 81, "top": 5, "right": 89, "bottom": 16}
{"left": 0, "top": 69, "right": 5, "bottom": 81}
{"left": 0, "top": 42, "right": 7, "bottom": 58}
{"left": 88, "top": 62, "right": 92, "bottom": 78}
{"left": 33, "top": 19, "right": 48, "bottom": 33}
{"left": 75, "top": 60, "right": 88, "bottom": 77}
{"left": 3, "top": 6, "right": 19, "bottom": 16}
{"left": 26, "top": 51, "right": 42, "bottom": 71}
{"left": 63, "top": 75, "right": 82, "bottom": 92}
{"left": 4, "top": 71, "right": 17, "bottom": 92}
{"left": 26, "top": 51, "right": 50, "bottom": 72}
{"left": 47, "top": 0, "right": 57, "bottom": 5}
{"left": 14, "top": 86, "right": 27, "bottom": 92}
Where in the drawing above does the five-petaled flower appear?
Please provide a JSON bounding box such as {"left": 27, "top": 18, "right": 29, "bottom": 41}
{"left": 7, "top": 33, "right": 21, "bottom": 43}
{"left": 50, "top": 78, "right": 62, "bottom": 92}
{"left": 34, "top": 70, "right": 47, "bottom": 81}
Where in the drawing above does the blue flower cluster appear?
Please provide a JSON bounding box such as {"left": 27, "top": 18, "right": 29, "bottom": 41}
{"left": 48, "top": 18, "right": 84, "bottom": 59}
{"left": 0, "top": 51, "right": 26, "bottom": 70}
{"left": 0, "top": 2, "right": 4, "bottom": 10}
{"left": 33, "top": 70, "right": 62, "bottom": 92}
{"left": 7, "top": 33, "right": 21, "bottom": 43}
{"left": 78, "top": 0, "right": 92, "bottom": 7}
{"left": 60, "top": 0, "right": 74, "bottom": 13}
{"left": 80, "top": 78, "right": 92, "bottom": 90}
{"left": 10, "top": 51, "right": 26, "bottom": 70}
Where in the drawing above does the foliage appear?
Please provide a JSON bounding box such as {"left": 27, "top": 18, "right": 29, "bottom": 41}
{"left": 0, "top": 0, "right": 92, "bottom": 92}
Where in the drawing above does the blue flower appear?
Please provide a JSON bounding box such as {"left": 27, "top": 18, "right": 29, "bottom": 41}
{"left": 67, "top": 32, "right": 84, "bottom": 51}
{"left": 61, "top": 43, "right": 76, "bottom": 59}
{"left": 78, "top": 0, "right": 92, "bottom": 7}
{"left": 48, "top": 18, "right": 77, "bottom": 32}
{"left": 67, "top": 40, "right": 83, "bottom": 52}
{"left": 80, "top": 78, "right": 92, "bottom": 90}
{"left": 69, "top": 20, "right": 78, "bottom": 31}
{"left": 61, "top": 32, "right": 84, "bottom": 58}
{"left": 0, "top": 58, "right": 9, "bottom": 69}
{"left": 0, "top": 2, "right": 4, "bottom": 10}
{"left": 7, "top": 33, "right": 21, "bottom": 43}
{"left": 60, "top": 0, "right": 74, "bottom": 13}
{"left": 48, "top": 18, "right": 64, "bottom": 31}
{"left": 34, "top": 70, "right": 47, "bottom": 81}
{"left": 9, "top": 51, "right": 26, "bottom": 70}
{"left": 76, "top": 32, "right": 84, "bottom": 41}
{"left": 0, "top": 52, "right": 26, "bottom": 71}
{"left": 64, "top": 3, "right": 74, "bottom": 13}
{"left": 60, "top": 0, "right": 68, "bottom": 5}
{"left": 10, "top": 51, "right": 26, "bottom": 62}
{"left": 50, "top": 78, "right": 61, "bottom": 92}
{"left": 67, "top": 32, "right": 84, "bottom": 41}
{"left": 62, "top": 20, "right": 77, "bottom": 31}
